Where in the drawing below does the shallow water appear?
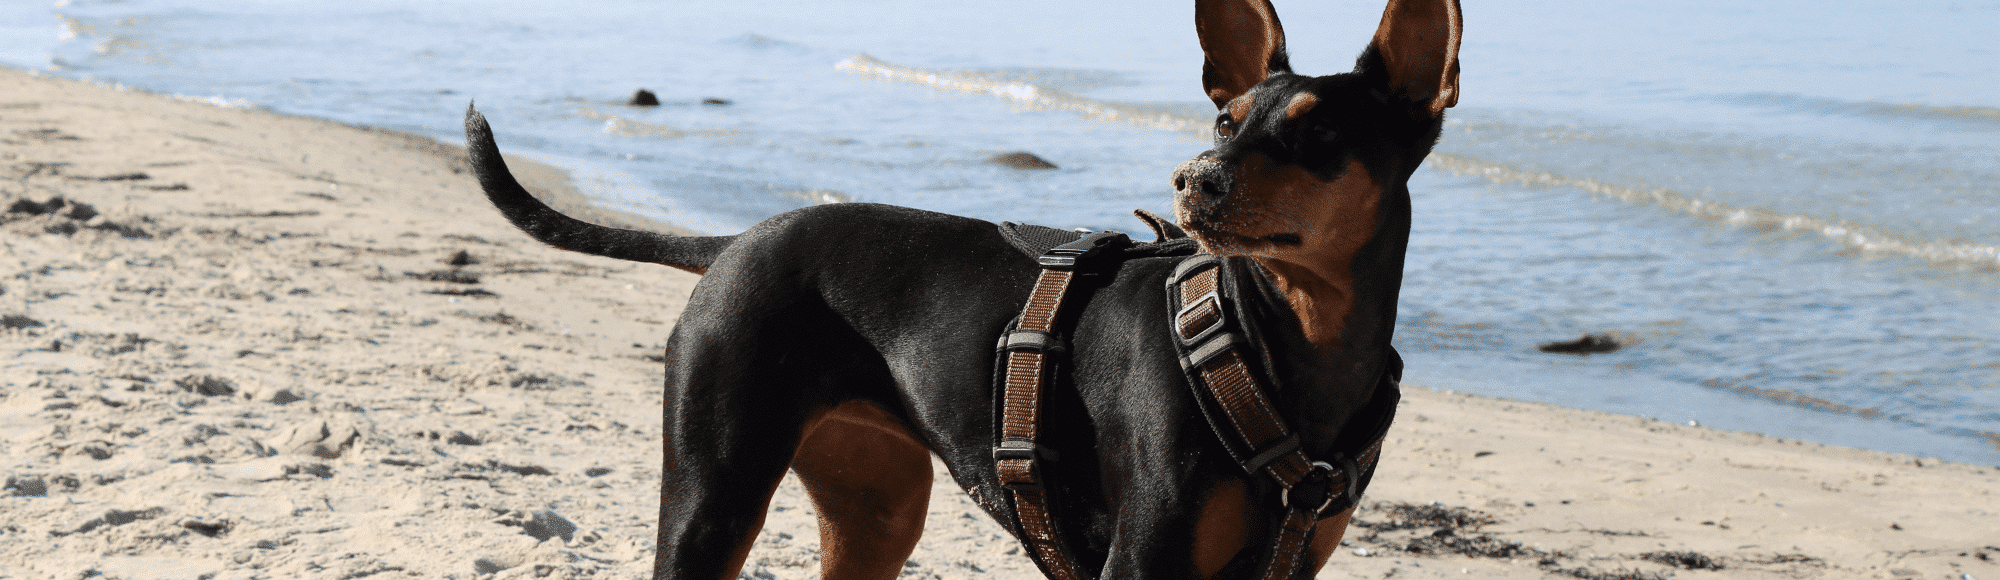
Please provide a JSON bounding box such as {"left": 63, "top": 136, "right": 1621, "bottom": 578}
{"left": 5, "top": 0, "right": 1996, "bottom": 464}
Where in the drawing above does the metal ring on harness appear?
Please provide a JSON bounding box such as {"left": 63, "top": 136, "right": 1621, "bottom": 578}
{"left": 1281, "top": 457, "right": 1360, "bottom": 515}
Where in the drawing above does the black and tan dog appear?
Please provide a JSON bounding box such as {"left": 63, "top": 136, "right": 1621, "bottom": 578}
{"left": 462, "top": 0, "right": 1458, "bottom": 578}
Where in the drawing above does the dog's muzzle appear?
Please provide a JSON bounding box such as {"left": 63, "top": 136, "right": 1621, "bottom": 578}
{"left": 1172, "top": 156, "right": 1232, "bottom": 207}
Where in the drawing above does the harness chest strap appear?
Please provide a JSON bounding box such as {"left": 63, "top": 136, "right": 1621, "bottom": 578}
{"left": 995, "top": 264, "right": 1087, "bottom": 580}
{"left": 993, "top": 233, "right": 1385, "bottom": 580}
{"left": 1170, "top": 255, "right": 1386, "bottom": 580}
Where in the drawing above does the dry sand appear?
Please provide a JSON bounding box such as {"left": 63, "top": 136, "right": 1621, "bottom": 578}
{"left": 1, "top": 67, "right": 1995, "bottom": 580}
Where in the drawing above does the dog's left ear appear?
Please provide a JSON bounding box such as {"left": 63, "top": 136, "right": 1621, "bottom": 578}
{"left": 1366, "top": 0, "right": 1462, "bottom": 116}
{"left": 1195, "top": 0, "right": 1292, "bottom": 108}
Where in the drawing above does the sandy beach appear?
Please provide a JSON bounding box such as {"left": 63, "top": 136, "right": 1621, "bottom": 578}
{"left": 1, "top": 67, "right": 1995, "bottom": 580}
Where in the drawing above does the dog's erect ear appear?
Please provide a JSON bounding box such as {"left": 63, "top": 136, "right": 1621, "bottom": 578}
{"left": 1366, "top": 0, "right": 1462, "bottom": 116}
{"left": 1195, "top": 0, "right": 1291, "bottom": 108}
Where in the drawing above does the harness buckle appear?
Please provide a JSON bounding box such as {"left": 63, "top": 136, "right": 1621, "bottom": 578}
{"left": 1036, "top": 230, "right": 1128, "bottom": 271}
{"left": 994, "top": 438, "right": 1059, "bottom": 492}
{"left": 1173, "top": 291, "right": 1227, "bottom": 346}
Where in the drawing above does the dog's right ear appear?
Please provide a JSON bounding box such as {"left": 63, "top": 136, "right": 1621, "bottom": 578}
{"left": 1195, "top": 0, "right": 1292, "bottom": 108}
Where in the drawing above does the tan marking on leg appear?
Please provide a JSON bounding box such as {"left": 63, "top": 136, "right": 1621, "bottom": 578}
{"left": 1193, "top": 478, "right": 1254, "bottom": 578}
{"left": 1306, "top": 505, "right": 1357, "bottom": 572}
{"left": 791, "top": 401, "right": 934, "bottom": 580}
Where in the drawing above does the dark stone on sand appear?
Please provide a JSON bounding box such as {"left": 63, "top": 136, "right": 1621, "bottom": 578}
{"left": 7, "top": 196, "right": 98, "bottom": 221}
{"left": 1537, "top": 333, "right": 1623, "bottom": 355}
{"left": 517, "top": 510, "right": 576, "bottom": 542}
{"left": 62, "top": 200, "right": 96, "bottom": 221}
{"left": 8, "top": 197, "right": 60, "bottom": 215}
{"left": 404, "top": 269, "right": 481, "bottom": 284}
{"left": 473, "top": 558, "right": 515, "bottom": 575}
{"left": 1, "top": 314, "right": 43, "bottom": 330}
{"left": 629, "top": 89, "right": 661, "bottom": 107}
{"left": 987, "top": 151, "right": 1059, "bottom": 170}
{"left": 176, "top": 374, "right": 237, "bottom": 397}
{"left": 446, "top": 249, "right": 477, "bottom": 266}
{"left": 181, "top": 519, "right": 230, "bottom": 538}
{"left": 4, "top": 476, "right": 47, "bottom": 497}
{"left": 424, "top": 288, "right": 498, "bottom": 298}
{"left": 267, "top": 389, "right": 305, "bottom": 405}
{"left": 1641, "top": 550, "right": 1724, "bottom": 571}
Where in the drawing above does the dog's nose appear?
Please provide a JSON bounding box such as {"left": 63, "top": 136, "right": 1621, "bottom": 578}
{"left": 1172, "top": 157, "right": 1230, "bottom": 203}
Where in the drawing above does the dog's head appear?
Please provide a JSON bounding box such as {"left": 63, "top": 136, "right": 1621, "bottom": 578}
{"left": 1171, "top": 2, "right": 1459, "bottom": 577}
{"left": 1173, "top": 0, "right": 1460, "bottom": 271}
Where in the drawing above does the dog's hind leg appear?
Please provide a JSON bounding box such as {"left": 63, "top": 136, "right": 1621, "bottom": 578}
{"left": 650, "top": 331, "right": 820, "bottom": 580}
{"left": 651, "top": 407, "right": 794, "bottom": 580}
{"left": 790, "top": 400, "right": 934, "bottom": 580}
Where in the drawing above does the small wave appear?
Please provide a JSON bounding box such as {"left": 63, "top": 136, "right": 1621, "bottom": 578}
{"left": 1724, "top": 92, "right": 2000, "bottom": 128}
{"left": 839, "top": 55, "right": 2000, "bottom": 272}
{"left": 1425, "top": 154, "right": 2000, "bottom": 271}
{"left": 835, "top": 54, "right": 1208, "bottom": 136}
{"left": 575, "top": 109, "right": 737, "bottom": 139}
{"left": 774, "top": 189, "right": 853, "bottom": 205}
{"left": 1701, "top": 378, "right": 2000, "bottom": 453}
{"left": 725, "top": 33, "right": 811, "bottom": 53}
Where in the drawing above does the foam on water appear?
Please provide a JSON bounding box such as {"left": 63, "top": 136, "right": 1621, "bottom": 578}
{"left": 836, "top": 54, "right": 1211, "bottom": 136}
{"left": 837, "top": 55, "right": 2000, "bottom": 273}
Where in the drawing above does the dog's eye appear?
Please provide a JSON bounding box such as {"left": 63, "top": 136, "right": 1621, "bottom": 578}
{"left": 1214, "top": 114, "right": 1235, "bottom": 140}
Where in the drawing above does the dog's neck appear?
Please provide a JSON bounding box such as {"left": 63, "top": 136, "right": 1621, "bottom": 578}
{"left": 1255, "top": 258, "right": 1356, "bottom": 347}
{"left": 1254, "top": 187, "right": 1410, "bottom": 357}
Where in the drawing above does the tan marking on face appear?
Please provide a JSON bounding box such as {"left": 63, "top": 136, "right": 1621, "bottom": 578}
{"left": 1226, "top": 95, "right": 1253, "bottom": 125}
{"left": 1203, "top": 157, "right": 1380, "bottom": 346}
{"left": 1233, "top": 157, "right": 1380, "bottom": 256}
{"left": 1192, "top": 478, "right": 1253, "bottom": 579}
{"left": 1283, "top": 92, "right": 1319, "bottom": 122}
{"left": 1220, "top": 94, "right": 1254, "bottom": 138}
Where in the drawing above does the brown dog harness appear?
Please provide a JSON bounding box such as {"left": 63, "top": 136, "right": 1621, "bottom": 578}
{"left": 993, "top": 224, "right": 1396, "bottom": 580}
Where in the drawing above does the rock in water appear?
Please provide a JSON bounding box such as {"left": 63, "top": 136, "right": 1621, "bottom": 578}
{"left": 986, "top": 151, "right": 1058, "bottom": 169}
{"left": 1536, "top": 333, "right": 1623, "bottom": 355}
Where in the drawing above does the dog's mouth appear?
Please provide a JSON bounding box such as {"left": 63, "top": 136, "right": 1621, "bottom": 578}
{"left": 1183, "top": 217, "right": 1304, "bottom": 253}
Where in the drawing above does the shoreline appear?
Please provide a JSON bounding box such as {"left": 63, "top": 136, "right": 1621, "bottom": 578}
{"left": 2, "top": 66, "right": 1996, "bottom": 579}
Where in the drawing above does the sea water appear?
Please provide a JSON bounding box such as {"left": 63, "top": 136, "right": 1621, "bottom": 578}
{"left": 4, "top": 0, "right": 1996, "bottom": 464}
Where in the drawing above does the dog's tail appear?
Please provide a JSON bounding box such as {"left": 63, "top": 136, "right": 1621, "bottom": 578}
{"left": 464, "top": 104, "right": 731, "bottom": 274}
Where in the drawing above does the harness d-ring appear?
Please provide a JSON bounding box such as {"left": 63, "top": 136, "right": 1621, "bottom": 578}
{"left": 1279, "top": 456, "right": 1361, "bottom": 516}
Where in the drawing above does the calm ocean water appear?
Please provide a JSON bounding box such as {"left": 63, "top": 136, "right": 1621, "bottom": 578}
{"left": 5, "top": 0, "right": 1996, "bottom": 464}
